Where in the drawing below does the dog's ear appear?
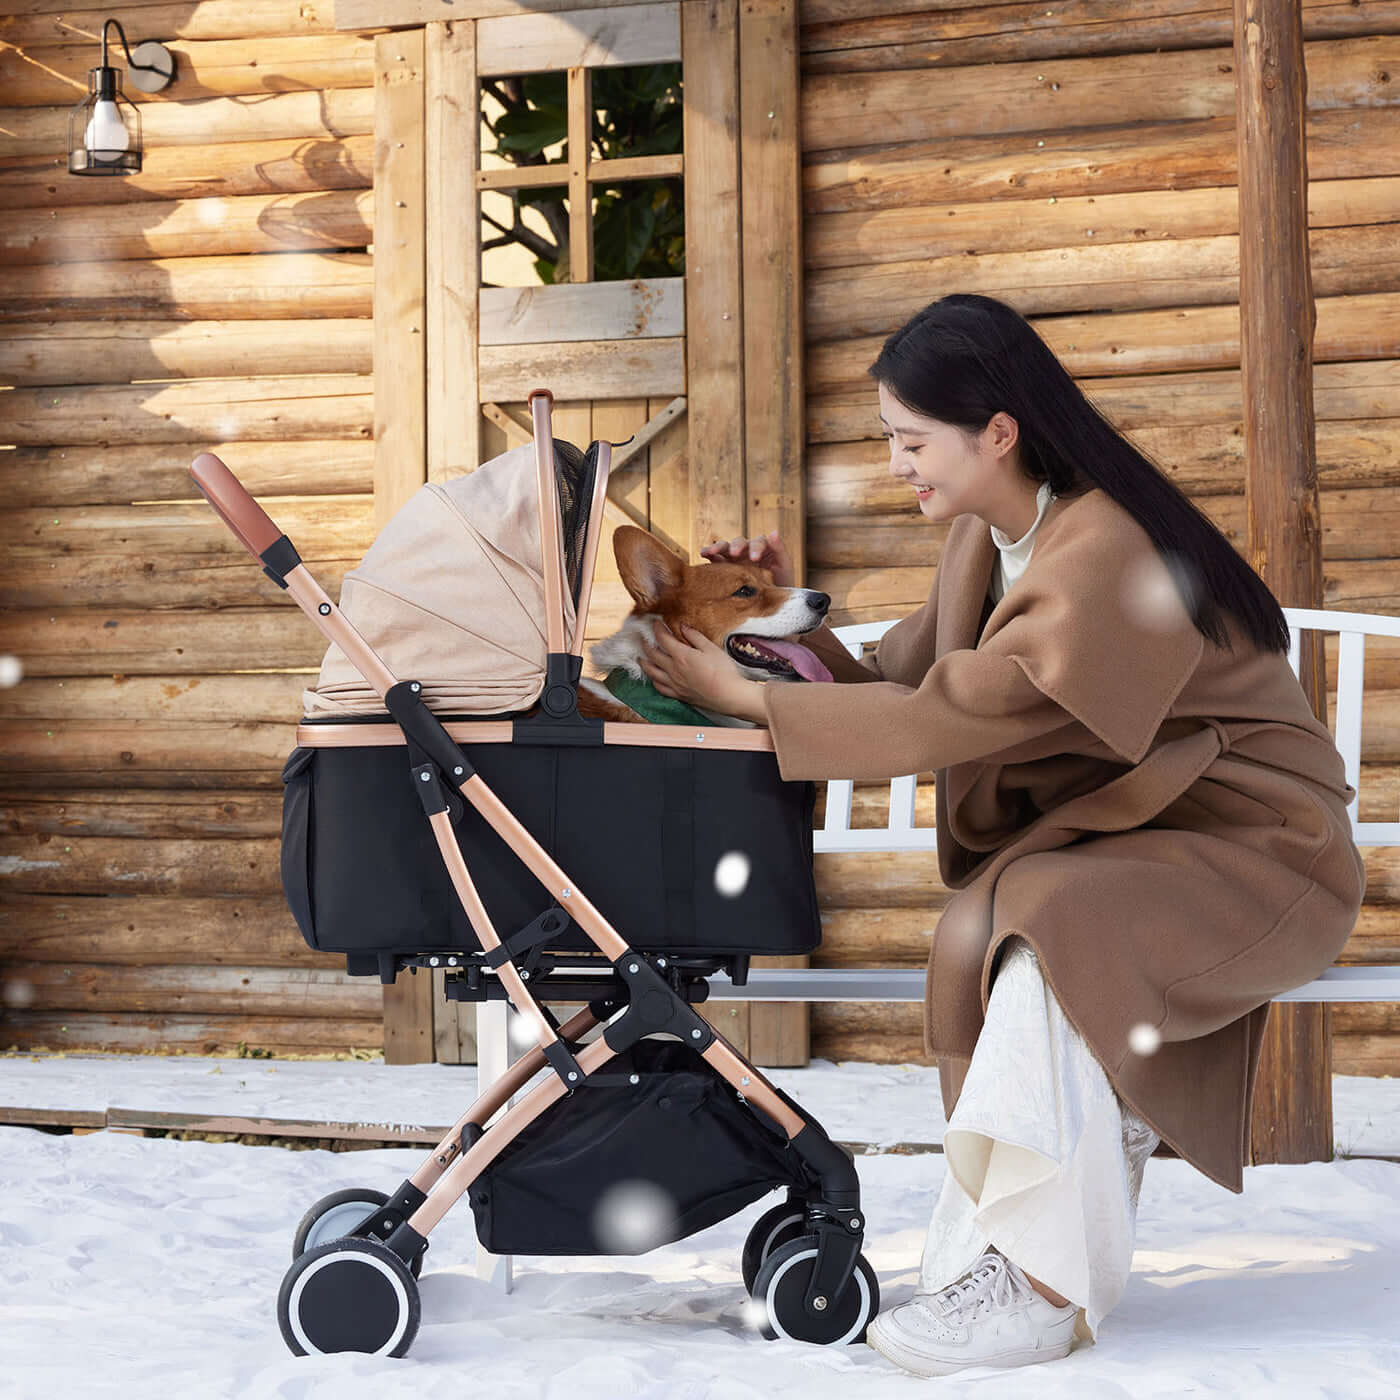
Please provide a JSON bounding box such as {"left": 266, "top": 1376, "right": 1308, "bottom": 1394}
{"left": 613, "top": 525, "right": 686, "bottom": 610}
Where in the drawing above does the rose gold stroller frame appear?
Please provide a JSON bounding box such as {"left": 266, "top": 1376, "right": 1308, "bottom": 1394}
{"left": 189, "top": 389, "right": 866, "bottom": 1323}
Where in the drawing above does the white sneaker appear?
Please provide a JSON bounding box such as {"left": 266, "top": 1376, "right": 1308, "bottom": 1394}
{"left": 866, "top": 1247, "right": 1078, "bottom": 1377}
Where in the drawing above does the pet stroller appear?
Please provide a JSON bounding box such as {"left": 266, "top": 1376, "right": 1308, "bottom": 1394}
{"left": 189, "top": 389, "right": 878, "bottom": 1358}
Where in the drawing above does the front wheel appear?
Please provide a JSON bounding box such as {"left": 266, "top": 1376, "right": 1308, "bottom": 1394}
{"left": 278, "top": 1237, "right": 421, "bottom": 1357}
{"left": 752, "top": 1235, "right": 880, "bottom": 1346}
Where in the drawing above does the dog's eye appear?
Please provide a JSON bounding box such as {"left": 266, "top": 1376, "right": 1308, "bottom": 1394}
{"left": 732, "top": 585, "right": 757, "bottom": 598}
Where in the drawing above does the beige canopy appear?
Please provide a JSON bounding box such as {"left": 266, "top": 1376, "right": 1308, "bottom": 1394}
{"left": 304, "top": 440, "right": 579, "bottom": 717}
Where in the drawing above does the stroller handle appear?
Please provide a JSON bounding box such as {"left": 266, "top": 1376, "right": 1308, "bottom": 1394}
{"left": 189, "top": 451, "right": 285, "bottom": 560}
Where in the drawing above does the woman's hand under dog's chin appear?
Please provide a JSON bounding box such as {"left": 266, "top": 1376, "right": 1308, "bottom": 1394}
{"left": 640, "top": 623, "right": 768, "bottom": 724}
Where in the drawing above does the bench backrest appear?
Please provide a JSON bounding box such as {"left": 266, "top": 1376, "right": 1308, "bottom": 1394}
{"left": 816, "top": 608, "right": 1400, "bottom": 855}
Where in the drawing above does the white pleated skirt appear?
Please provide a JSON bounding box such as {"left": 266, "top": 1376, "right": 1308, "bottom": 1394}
{"left": 919, "top": 935, "right": 1161, "bottom": 1343}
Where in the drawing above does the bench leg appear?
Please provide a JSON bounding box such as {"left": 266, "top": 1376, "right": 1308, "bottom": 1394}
{"left": 473, "top": 999, "right": 515, "bottom": 1293}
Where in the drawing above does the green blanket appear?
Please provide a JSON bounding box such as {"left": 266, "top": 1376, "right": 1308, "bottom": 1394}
{"left": 603, "top": 666, "right": 718, "bottom": 726}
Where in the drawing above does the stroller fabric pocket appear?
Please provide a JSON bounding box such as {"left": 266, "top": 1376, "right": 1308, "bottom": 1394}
{"left": 279, "top": 729, "right": 822, "bottom": 960}
{"left": 466, "top": 1037, "right": 820, "bottom": 1255}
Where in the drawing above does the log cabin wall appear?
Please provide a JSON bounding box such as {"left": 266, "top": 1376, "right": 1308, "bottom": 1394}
{"left": 0, "top": 2, "right": 386, "bottom": 1054}
{"left": 796, "top": 2, "right": 1400, "bottom": 1073}
{"left": 4, "top": 0, "right": 1398, "bottom": 1074}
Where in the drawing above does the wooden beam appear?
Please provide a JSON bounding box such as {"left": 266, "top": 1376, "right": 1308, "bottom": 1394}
{"left": 475, "top": 3, "right": 680, "bottom": 75}
{"left": 374, "top": 27, "right": 434, "bottom": 1063}
{"left": 567, "top": 66, "right": 595, "bottom": 284}
{"left": 738, "top": 0, "right": 808, "bottom": 1068}
{"left": 1234, "top": 0, "right": 1333, "bottom": 1166}
{"left": 479, "top": 278, "right": 684, "bottom": 344}
{"left": 337, "top": 0, "right": 671, "bottom": 30}
{"left": 681, "top": 0, "right": 743, "bottom": 563}
{"left": 426, "top": 20, "right": 482, "bottom": 482}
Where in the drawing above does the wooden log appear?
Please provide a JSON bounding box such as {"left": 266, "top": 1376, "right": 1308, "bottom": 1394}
{"left": 809, "top": 422, "right": 1400, "bottom": 520}
{"left": 0, "top": 441, "right": 375, "bottom": 509}
{"left": 0, "top": 255, "right": 373, "bottom": 325}
{"left": 809, "top": 361, "right": 1400, "bottom": 443}
{"left": 807, "top": 291, "right": 1400, "bottom": 394}
{"left": 0, "top": 199, "right": 367, "bottom": 297}
{"left": 0, "top": 499, "right": 373, "bottom": 560}
{"left": 1, "top": 0, "right": 346, "bottom": 45}
{"left": 809, "top": 900, "right": 1400, "bottom": 969}
{"left": 1, "top": 961, "right": 378, "bottom": 1018}
{"left": 0, "top": 1012, "right": 381, "bottom": 1057}
{"left": 0, "top": 560, "right": 356, "bottom": 612}
{"left": 1, "top": 674, "right": 307, "bottom": 722}
{"left": 0, "top": 88, "right": 373, "bottom": 159}
{"left": 813, "top": 846, "right": 1400, "bottom": 910}
{"left": 798, "top": 0, "right": 1400, "bottom": 74}
{"left": 3, "top": 133, "right": 373, "bottom": 213}
{"left": 0, "top": 720, "right": 294, "bottom": 788}
{"left": 797, "top": 37, "right": 1400, "bottom": 155}
{"left": 804, "top": 223, "right": 1400, "bottom": 343}
{"left": 0, "top": 374, "right": 371, "bottom": 447}
{"left": 0, "top": 835, "right": 282, "bottom": 896}
{"left": 1, "top": 34, "right": 373, "bottom": 108}
{"left": 804, "top": 176, "right": 1400, "bottom": 273}
{"left": 804, "top": 105, "right": 1400, "bottom": 215}
{"left": 0, "top": 607, "right": 328, "bottom": 676}
{"left": 1, "top": 790, "right": 283, "bottom": 839}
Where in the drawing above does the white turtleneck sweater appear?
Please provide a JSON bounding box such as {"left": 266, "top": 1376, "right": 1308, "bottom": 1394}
{"left": 987, "top": 478, "right": 1055, "bottom": 605}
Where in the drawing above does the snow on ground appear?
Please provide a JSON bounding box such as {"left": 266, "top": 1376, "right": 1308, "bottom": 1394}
{"left": 2, "top": 1055, "right": 1398, "bottom": 1398}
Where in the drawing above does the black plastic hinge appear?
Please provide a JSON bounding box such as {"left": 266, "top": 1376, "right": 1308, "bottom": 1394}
{"left": 259, "top": 534, "right": 301, "bottom": 587}
{"left": 512, "top": 652, "right": 605, "bottom": 746}
{"left": 541, "top": 1037, "right": 585, "bottom": 1095}
{"left": 385, "top": 680, "right": 477, "bottom": 781}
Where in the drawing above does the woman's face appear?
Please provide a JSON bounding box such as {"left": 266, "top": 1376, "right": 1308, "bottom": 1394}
{"left": 877, "top": 381, "right": 1019, "bottom": 524}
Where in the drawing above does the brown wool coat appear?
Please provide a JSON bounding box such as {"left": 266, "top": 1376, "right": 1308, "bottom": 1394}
{"left": 761, "top": 485, "right": 1366, "bottom": 1192}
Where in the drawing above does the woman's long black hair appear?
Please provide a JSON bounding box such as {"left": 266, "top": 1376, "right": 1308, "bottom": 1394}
{"left": 867, "top": 293, "right": 1291, "bottom": 655}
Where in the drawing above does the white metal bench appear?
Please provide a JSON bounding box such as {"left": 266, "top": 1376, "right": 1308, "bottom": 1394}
{"left": 473, "top": 606, "right": 1400, "bottom": 1288}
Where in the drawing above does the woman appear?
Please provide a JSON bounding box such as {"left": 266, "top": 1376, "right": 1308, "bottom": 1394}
{"left": 639, "top": 293, "right": 1366, "bottom": 1376}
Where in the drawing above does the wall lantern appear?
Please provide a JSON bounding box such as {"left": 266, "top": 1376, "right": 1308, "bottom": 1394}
{"left": 68, "top": 19, "right": 176, "bottom": 176}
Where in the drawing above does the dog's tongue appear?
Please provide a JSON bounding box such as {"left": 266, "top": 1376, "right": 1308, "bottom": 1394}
{"left": 760, "top": 638, "right": 833, "bottom": 683}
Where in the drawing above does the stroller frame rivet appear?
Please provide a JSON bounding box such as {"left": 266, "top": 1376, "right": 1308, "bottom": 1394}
{"left": 690, "top": 1029, "right": 702, "bottom": 1039}
{"left": 630, "top": 1074, "right": 640, "bottom": 1084}
{"left": 420, "top": 772, "right": 430, "bottom": 782}
{"left": 628, "top": 963, "right": 639, "bottom": 974}
{"left": 812, "top": 1296, "right": 828, "bottom": 1311}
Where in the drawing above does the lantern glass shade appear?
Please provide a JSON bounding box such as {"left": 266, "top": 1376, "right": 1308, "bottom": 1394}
{"left": 68, "top": 66, "right": 141, "bottom": 175}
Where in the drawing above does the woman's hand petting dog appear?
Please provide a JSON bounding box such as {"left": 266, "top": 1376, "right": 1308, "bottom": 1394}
{"left": 639, "top": 623, "right": 766, "bottom": 723}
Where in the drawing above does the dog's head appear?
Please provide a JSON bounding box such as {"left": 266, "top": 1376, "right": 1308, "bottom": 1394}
{"left": 607, "top": 525, "right": 833, "bottom": 683}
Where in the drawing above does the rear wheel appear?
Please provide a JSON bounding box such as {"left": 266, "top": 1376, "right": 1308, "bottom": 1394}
{"left": 741, "top": 1201, "right": 808, "bottom": 1295}
{"left": 292, "top": 1188, "right": 426, "bottom": 1279}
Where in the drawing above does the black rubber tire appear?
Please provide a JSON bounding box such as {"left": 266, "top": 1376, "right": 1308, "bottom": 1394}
{"left": 292, "top": 1187, "right": 425, "bottom": 1279}
{"left": 740, "top": 1202, "right": 808, "bottom": 1296}
{"left": 752, "top": 1234, "right": 880, "bottom": 1346}
{"left": 278, "top": 1236, "right": 421, "bottom": 1358}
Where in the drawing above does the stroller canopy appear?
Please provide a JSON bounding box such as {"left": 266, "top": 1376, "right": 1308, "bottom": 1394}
{"left": 305, "top": 439, "right": 596, "bottom": 717}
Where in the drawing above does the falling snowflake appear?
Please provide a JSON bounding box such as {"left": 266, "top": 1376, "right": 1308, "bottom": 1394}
{"left": 714, "top": 851, "right": 751, "bottom": 898}
{"left": 1128, "top": 1021, "right": 1162, "bottom": 1056}
{"left": 591, "top": 1179, "right": 678, "bottom": 1254}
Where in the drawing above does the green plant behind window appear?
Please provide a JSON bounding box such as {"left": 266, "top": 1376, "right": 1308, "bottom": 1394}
{"left": 483, "top": 63, "right": 684, "bottom": 284}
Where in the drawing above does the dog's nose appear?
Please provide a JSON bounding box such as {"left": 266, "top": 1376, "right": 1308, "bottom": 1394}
{"left": 808, "top": 591, "right": 830, "bottom": 616}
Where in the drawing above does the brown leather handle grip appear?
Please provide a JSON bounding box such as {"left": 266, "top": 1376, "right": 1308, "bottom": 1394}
{"left": 189, "top": 451, "right": 284, "bottom": 559}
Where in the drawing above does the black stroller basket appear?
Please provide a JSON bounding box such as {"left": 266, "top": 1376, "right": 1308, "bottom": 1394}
{"left": 189, "top": 388, "right": 878, "bottom": 1360}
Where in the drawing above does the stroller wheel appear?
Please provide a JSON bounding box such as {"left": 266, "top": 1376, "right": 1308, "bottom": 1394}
{"left": 752, "top": 1235, "right": 880, "bottom": 1346}
{"left": 278, "top": 1237, "right": 421, "bottom": 1358}
{"left": 292, "top": 1188, "right": 426, "bottom": 1279}
{"left": 740, "top": 1201, "right": 808, "bottom": 1295}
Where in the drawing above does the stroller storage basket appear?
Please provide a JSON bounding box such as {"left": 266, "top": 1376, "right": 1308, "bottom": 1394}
{"left": 467, "top": 1036, "right": 823, "bottom": 1255}
{"left": 282, "top": 727, "right": 822, "bottom": 962}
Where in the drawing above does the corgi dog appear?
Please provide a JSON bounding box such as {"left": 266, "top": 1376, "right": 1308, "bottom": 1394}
{"left": 574, "top": 524, "right": 834, "bottom": 727}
